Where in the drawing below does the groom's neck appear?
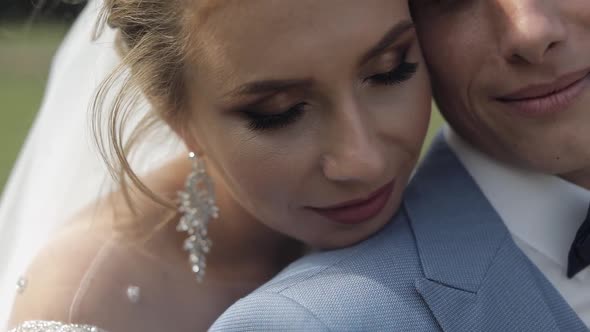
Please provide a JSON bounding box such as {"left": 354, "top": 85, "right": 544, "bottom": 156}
{"left": 561, "top": 168, "right": 590, "bottom": 191}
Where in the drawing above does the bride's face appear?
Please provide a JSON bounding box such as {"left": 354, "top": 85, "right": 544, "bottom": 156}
{"left": 182, "top": 0, "right": 431, "bottom": 249}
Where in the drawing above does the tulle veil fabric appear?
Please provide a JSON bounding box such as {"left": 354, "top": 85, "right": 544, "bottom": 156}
{"left": 0, "top": 1, "right": 180, "bottom": 327}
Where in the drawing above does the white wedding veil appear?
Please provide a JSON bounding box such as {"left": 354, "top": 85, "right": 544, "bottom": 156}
{"left": 0, "top": 1, "right": 179, "bottom": 326}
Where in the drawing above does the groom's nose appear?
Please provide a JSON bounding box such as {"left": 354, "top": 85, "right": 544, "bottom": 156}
{"left": 493, "top": 0, "right": 567, "bottom": 65}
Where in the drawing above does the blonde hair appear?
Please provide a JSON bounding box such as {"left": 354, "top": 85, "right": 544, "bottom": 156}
{"left": 92, "top": 0, "right": 197, "bottom": 235}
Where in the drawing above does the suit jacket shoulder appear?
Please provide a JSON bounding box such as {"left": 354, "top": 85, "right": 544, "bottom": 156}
{"left": 212, "top": 211, "right": 439, "bottom": 331}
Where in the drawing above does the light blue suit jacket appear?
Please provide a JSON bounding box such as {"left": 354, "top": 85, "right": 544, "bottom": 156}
{"left": 211, "top": 135, "right": 589, "bottom": 331}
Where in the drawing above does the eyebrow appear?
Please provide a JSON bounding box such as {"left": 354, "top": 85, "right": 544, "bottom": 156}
{"left": 359, "top": 20, "right": 415, "bottom": 65}
{"left": 224, "top": 20, "right": 414, "bottom": 99}
{"left": 224, "top": 79, "right": 313, "bottom": 99}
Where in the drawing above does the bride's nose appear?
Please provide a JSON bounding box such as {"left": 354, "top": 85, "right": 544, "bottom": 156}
{"left": 321, "top": 101, "right": 386, "bottom": 184}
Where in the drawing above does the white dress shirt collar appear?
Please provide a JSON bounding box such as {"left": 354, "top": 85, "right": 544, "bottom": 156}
{"left": 444, "top": 126, "right": 590, "bottom": 271}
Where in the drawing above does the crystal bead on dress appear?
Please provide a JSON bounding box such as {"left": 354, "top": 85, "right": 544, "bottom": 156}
{"left": 8, "top": 320, "right": 106, "bottom": 332}
{"left": 16, "top": 276, "right": 28, "bottom": 294}
{"left": 126, "top": 285, "right": 141, "bottom": 303}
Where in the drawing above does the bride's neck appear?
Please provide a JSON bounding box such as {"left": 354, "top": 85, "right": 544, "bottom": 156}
{"left": 209, "top": 185, "right": 304, "bottom": 271}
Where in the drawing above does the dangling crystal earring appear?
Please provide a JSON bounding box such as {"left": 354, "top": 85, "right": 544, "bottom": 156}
{"left": 177, "top": 151, "right": 219, "bottom": 282}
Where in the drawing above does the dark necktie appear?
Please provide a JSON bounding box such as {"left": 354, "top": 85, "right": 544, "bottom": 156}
{"left": 567, "top": 204, "right": 590, "bottom": 278}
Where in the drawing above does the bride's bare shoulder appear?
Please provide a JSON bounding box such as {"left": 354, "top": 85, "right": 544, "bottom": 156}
{"left": 7, "top": 211, "right": 121, "bottom": 322}
{"left": 6, "top": 210, "right": 174, "bottom": 332}
{"left": 6, "top": 192, "right": 220, "bottom": 332}
{"left": 7, "top": 161, "right": 239, "bottom": 331}
{"left": 7, "top": 218, "right": 113, "bottom": 323}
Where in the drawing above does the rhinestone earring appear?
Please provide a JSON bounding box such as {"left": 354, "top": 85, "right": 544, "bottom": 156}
{"left": 177, "top": 151, "right": 219, "bottom": 282}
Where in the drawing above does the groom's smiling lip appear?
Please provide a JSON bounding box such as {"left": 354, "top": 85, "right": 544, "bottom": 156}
{"left": 307, "top": 180, "right": 395, "bottom": 225}
{"left": 495, "top": 68, "right": 590, "bottom": 116}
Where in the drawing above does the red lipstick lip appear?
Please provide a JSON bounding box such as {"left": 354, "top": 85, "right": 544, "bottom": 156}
{"left": 308, "top": 180, "right": 395, "bottom": 225}
{"left": 498, "top": 69, "right": 590, "bottom": 101}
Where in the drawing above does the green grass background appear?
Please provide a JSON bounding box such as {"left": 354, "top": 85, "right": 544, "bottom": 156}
{"left": 0, "top": 23, "right": 70, "bottom": 191}
{"left": 0, "top": 23, "right": 444, "bottom": 193}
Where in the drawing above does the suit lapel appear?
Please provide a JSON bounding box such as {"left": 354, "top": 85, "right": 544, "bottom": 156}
{"left": 403, "top": 134, "right": 586, "bottom": 332}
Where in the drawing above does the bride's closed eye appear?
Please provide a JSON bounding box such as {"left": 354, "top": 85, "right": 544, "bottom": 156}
{"left": 242, "top": 54, "right": 419, "bottom": 132}
{"left": 244, "top": 102, "right": 308, "bottom": 131}
{"left": 364, "top": 51, "right": 418, "bottom": 86}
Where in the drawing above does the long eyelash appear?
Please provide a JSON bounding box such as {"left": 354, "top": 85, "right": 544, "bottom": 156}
{"left": 367, "top": 60, "right": 419, "bottom": 86}
{"left": 244, "top": 103, "right": 306, "bottom": 131}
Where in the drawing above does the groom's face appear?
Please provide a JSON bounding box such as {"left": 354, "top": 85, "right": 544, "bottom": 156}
{"left": 412, "top": 0, "right": 590, "bottom": 184}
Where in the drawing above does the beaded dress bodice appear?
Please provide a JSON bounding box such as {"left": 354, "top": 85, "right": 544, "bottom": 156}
{"left": 8, "top": 321, "right": 107, "bottom": 332}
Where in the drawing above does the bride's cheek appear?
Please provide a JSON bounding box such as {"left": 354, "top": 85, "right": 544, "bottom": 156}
{"left": 224, "top": 146, "right": 301, "bottom": 217}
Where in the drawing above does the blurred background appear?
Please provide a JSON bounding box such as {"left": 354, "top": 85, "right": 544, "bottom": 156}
{"left": 0, "top": 0, "right": 85, "bottom": 190}
{"left": 0, "top": 0, "right": 444, "bottom": 193}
